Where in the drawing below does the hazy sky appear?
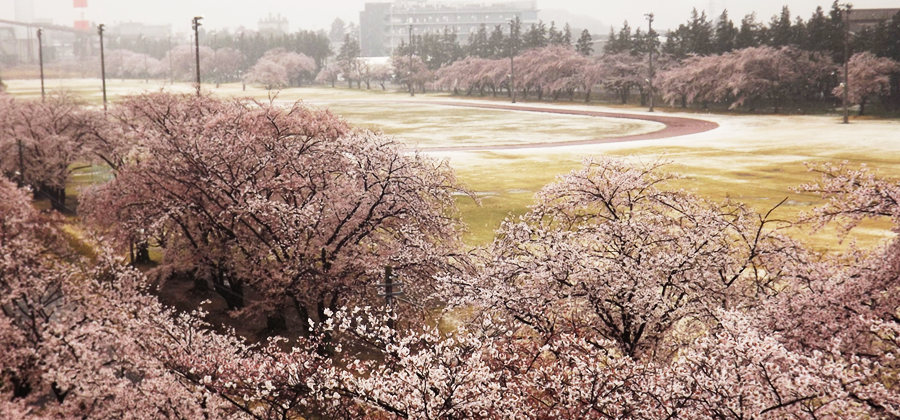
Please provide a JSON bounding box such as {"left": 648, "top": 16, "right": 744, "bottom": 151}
{"left": 2, "top": 0, "right": 898, "bottom": 34}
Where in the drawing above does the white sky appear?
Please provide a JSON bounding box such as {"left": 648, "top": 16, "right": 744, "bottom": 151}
{"left": 1, "top": 0, "right": 898, "bottom": 34}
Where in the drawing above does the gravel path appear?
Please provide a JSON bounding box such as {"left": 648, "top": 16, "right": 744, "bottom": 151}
{"left": 401, "top": 100, "right": 720, "bottom": 152}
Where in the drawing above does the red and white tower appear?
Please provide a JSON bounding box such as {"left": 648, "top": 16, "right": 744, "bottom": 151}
{"left": 74, "top": 0, "right": 89, "bottom": 31}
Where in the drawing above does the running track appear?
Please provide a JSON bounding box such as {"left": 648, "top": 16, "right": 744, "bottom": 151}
{"left": 400, "top": 100, "right": 719, "bottom": 152}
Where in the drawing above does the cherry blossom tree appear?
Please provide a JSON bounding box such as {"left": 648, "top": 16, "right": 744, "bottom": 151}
{"left": 243, "top": 58, "right": 289, "bottom": 91}
{"left": 0, "top": 93, "right": 93, "bottom": 211}
{"left": 516, "top": 46, "right": 589, "bottom": 101}
{"left": 212, "top": 47, "right": 245, "bottom": 83}
{"left": 81, "top": 92, "right": 470, "bottom": 337}
{"left": 658, "top": 53, "right": 733, "bottom": 108}
{"left": 0, "top": 176, "right": 242, "bottom": 419}
{"left": 370, "top": 62, "right": 393, "bottom": 90}
{"left": 444, "top": 157, "right": 798, "bottom": 360}
{"left": 160, "top": 44, "right": 214, "bottom": 82}
{"left": 315, "top": 62, "right": 342, "bottom": 87}
{"left": 833, "top": 52, "right": 900, "bottom": 115}
{"left": 259, "top": 48, "right": 317, "bottom": 87}
{"left": 725, "top": 46, "right": 833, "bottom": 112}
{"left": 391, "top": 55, "right": 433, "bottom": 94}
{"left": 599, "top": 52, "right": 645, "bottom": 104}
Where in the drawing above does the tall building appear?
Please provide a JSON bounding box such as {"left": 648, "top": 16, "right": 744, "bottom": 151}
{"left": 360, "top": 0, "right": 538, "bottom": 57}
{"left": 848, "top": 8, "right": 899, "bottom": 32}
{"left": 259, "top": 13, "right": 290, "bottom": 37}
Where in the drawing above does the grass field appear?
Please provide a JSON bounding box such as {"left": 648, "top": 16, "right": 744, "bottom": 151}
{"left": 6, "top": 79, "right": 900, "bottom": 249}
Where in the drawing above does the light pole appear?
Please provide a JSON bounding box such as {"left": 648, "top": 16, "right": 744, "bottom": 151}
{"left": 140, "top": 35, "right": 148, "bottom": 83}
{"left": 167, "top": 35, "right": 173, "bottom": 85}
{"left": 645, "top": 13, "right": 655, "bottom": 112}
{"left": 408, "top": 24, "right": 414, "bottom": 96}
{"left": 509, "top": 18, "right": 517, "bottom": 103}
{"left": 37, "top": 28, "right": 45, "bottom": 101}
{"left": 192, "top": 16, "right": 203, "bottom": 96}
{"left": 239, "top": 31, "right": 246, "bottom": 90}
{"left": 98, "top": 24, "right": 108, "bottom": 112}
{"left": 842, "top": 4, "right": 852, "bottom": 124}
{"left": 213, "top": 34, "right": 219, "bottom": 88}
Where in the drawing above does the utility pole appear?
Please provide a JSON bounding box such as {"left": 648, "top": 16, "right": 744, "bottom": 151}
{"left": 192, "top": 16, "right": 203, "bottom": 96}
{"left": 509, "top": 18, "right": 517, "bottom": 104}
{"left": 408, "top": 24, "right": 414, "bottom": 96}
{"left": 37, "top": 28, "right": 45, "bottom": 101}
{"left": 645, "top": 13, "right": 655, "bottom": 112}
{"left": 98, "top": 24, "right": 107, "bottom": 112}
{"left": 842, "top": 4, "right": 852, "bottom": 124}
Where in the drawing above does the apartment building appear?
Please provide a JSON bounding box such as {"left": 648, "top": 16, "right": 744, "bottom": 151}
{"left": 360, "top": 0, "right": 538, "bottom": 57}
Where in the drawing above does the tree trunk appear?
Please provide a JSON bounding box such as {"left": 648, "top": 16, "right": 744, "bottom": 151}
{"left": 585, "top": 88, "right": 592, "bottom": 103}
{"left": 858, "top": 98, "right": 867, "bottom": 116}
{"left": 40, "top": 184, "right": 67, "bottom": 212}
{"left": 132, "top": 240, "right": 151, "bottom": 265}
{"left": 191, "top": 267, "right": 209, "bottom": 292}
{"left": 266, "top": 310, "right": 287, "bottom": 334}
{"left": 212, "top": 270, "right": 244, "bottom": 310}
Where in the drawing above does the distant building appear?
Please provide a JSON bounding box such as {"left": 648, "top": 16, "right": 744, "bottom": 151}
{"left": 359, "top": 0, "right": 539, "bottom": 57}
{"left": 106, "top": 22, "right": 172, "bottom": 40}
{"left": 259, "top": 14, "right": 290, "bottom": 36}
{"left": 848, "top": 8, "right": 899, "bottom": 32}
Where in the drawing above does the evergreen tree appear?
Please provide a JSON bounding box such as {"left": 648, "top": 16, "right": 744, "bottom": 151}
{"left": 687, "top": 8, "right": 714, "bottom": 55}
{"left": 489, "top": 24, "right": 506, "bottom": 58}
{"left": 604, "top": 27, "right": 618, "bottom": 54}
{"left": 468, "top": 24, "right": 490, "bottom": 58}
{"left": 736, "top": 13, "right": 763, "bottom": 49}
{"left": 508, "top": 16, "right": 522, "bottom": 57}
{"left": 576, "top": 29, "right": 593, "bottom": 56}
{"left": 714, "top": 10, "right": 738, "bottom": 54}
{"left": 523, "top": 21, "right": 548, "bottom": 50}
{"left": 563, "top": 23, "right": 573, "bottom": 46}
{"left": 804, "top": 6, "right": 830, "bottom": 52}
{"left": 605, "top": 21, "right": 633, "bottom": 54}
{"left": 768, "top": 6, "right": 794, "bottom": 47}
{"left": 827, "top": 1, "right": 849, "bottom": 62}
{"left": 548, "top": 21, "right": 564, "bottom": 45}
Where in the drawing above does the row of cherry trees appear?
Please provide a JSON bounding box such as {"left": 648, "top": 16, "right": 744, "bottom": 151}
{"left": 658, "top": 47, "right": 899, "bottom": 113}
{"left": 5, "top": 91, "right": 900, "bottom": 418}
{"left": 432, "top": 44, "right": 899, "bottom": 113}
{"left": 85, "top": 45, "right": 322, "bottom": 90}
{"left": 86, "top": 45, "right": 244, "bottom": 83}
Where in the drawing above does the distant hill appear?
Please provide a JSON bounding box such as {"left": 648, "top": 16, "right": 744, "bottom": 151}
{"left": 538, "top": 9, "right": 606, "bottom": 36}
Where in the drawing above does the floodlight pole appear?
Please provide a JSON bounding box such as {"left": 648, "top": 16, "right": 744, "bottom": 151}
{"left": 408, "top": 24, "right": 414, "bottom": 97}
{"left": 140, "top": 35, "right": 148, "bottom": 83}
{"left": 193, "top": 16, "right": 203, "bottom": 96}
{"left": 98, "top": 24, "right": 107, "bottom": 112}
{"left": 509, "top": 19, "right": 517, "bottom": 104}
{"left": 37, "top": 28, "right": 45, "bottom": 101}
{"left": 842, "top": 4, "right": 852, "bottom": 124}
{"left": 645, "top": 13, "right": 655, "bottom": 112}
{"left": 240, "top": 31, "right": 246, "bottom": 90}
{"left": 167, "top": 35, "right": 173, "bottom": 85}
